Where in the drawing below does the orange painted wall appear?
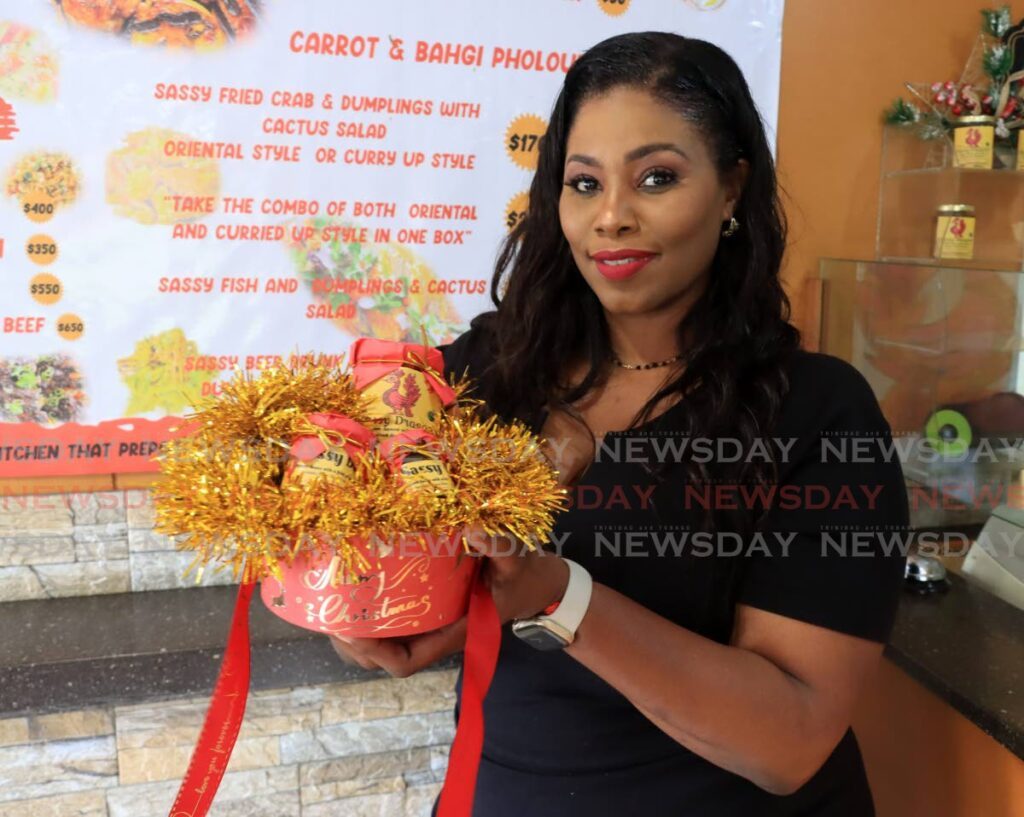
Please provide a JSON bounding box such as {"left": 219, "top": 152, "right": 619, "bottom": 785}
{"left": 852, "top": 658, "right": 1024, "bottom": 817}
{"left": 776, "top": 4, "right": 1024, "bottom": 812}
{"left": 776, "top": 0, "right": 1024, "bottom": 346}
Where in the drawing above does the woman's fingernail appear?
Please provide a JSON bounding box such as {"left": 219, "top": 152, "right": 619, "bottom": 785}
{"left": 335, "top": 635, "right": 352, "bottom": 644}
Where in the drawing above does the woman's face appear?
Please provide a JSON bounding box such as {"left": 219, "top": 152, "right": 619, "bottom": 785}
{"left": 559, "top": 85, "right": 745, "bottom": 317}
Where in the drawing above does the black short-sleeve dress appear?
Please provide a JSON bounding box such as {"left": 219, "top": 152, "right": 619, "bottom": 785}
{"left": 430, "top": 314, "right": 909, "bottom": 817}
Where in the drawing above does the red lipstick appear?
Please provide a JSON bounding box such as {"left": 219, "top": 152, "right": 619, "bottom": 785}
{"left": 589, "top": 249, "right": 658, "bottom": 281}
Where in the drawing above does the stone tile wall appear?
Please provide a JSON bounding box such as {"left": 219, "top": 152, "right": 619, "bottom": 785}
{"left": 0, "top": 669, "right": 457, "bottom": 816}
{"left": 0, "top": 490, "right": 234, "bottom": 601}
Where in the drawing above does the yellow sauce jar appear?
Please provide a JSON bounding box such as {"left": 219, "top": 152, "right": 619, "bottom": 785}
{"left": 934, "top": 204, "right": 976, "bottom": 260}
{"left": 953, "top": 116, "right": 995, "bottom": 169}
{"left": 1017, "top": 131, "right": 1024, "bottom": 170}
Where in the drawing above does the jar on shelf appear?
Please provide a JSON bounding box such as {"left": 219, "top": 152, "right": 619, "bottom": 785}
{"left": 933, "top": 204, "right": 976, "bottom": 260}
{"left": 1017, "top": 129, "right": 1024, "bottom": 171}
{"left": 952, "top": 116, "right": 995, "bottom": 169}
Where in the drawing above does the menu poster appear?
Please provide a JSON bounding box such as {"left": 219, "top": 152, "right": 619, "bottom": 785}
{"left": 0, "top": 0, "right": 783, "bottom": 478}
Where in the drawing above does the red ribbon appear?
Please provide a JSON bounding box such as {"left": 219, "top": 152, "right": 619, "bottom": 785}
{"left": 167, "top": 570, "right": 501, "bottom": 817}
{"left": 168, "top": 579, "right": 255, "bottom": 817}
{"left": 288, "top": 413, "right": 377, "bottom": 465}
{"left": 436, "top": 568, "right": 502, "bottom": 817}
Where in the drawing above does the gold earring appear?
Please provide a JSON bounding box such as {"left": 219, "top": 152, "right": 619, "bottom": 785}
{"left": 722, "top": 217, "right": 740, "bottom": 238}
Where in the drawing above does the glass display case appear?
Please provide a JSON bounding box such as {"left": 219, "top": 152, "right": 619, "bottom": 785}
{"left": 819, "top": 258, "right": 1024, "bottom": 527}
{"left": 822, "top": 121, "right": 1024, "bottom": 532}
{"left": 877, "top": 126, "right": 1024, "bottom": 271}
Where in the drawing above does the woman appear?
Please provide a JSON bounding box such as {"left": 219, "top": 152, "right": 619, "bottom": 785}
{"left": 332, "top": 31, "right": 909, "bottom": 816}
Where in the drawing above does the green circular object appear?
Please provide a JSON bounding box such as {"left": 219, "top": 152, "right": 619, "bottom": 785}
{"left": 924, "top": 408, "right": 972, "bottom": 457}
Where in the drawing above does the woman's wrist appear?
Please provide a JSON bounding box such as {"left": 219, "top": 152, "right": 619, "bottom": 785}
{"left": 479, "top": 530, "right": 572, "bottom": 623}
{"left": 525, "top": 554, "right": 570, "bottom": 619}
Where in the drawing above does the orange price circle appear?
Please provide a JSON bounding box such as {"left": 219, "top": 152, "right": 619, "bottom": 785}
{"left": 21, "top": 193, "right": 57, "bottom": 223}
{"left": 29, "top": 272, "right": 63, "bottom": 305}
{"left": 56, "top": 312, "right": 84, "bottom": 341}
{"left": 598, "top": 0, "right": 631, "bottom": 16}
{"left": 504, "top": 190, "right": 529, "bottom": 234}
{"left": 505, "top": 114, "right": 547, "bottom": 171}
{"left": 26, "top": 233, "right": 58, "bottom": 266}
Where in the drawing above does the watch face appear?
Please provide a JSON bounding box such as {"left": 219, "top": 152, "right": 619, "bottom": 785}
{"left": 512, "top": 620, "right": 569, "bottom": 651}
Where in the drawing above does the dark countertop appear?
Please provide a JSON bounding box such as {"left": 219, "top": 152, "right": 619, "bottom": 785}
{"left": 1, "top": 576, "right": 1021, "bottom": 763}
{"left": 884, "top": 571, "right": 1023, "bottom": 758}
{"left": 0, "top": 585, "right": 459, "bottom": 717}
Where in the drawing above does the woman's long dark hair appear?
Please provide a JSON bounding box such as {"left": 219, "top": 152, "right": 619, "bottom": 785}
{"left": 469, "top": 32, "right": 800, "bottom": 555}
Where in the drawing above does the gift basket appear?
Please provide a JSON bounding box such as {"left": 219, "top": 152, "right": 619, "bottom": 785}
{"left": 152, "top": 337, "right": 566, "bottom": 817}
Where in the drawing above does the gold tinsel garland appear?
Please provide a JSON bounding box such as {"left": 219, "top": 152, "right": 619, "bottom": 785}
{"left": 153, "top": 359, "right": 567, "bottom": 584}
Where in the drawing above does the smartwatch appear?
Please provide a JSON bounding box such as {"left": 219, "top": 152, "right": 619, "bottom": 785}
{"left": 511, "top": 558, "right": 592, "bottom": 650}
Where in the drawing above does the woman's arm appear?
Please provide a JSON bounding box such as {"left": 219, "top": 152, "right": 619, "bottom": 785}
{"left": 333, "top": 538, "right": 883, "bottom": 796}
{"left": 564, "top": 576, "right": 884, "bottom": 796}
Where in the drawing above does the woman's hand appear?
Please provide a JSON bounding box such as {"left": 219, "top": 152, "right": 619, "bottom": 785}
{"left": 328, "top": 525, "right": 569, "bottom": 677}
{"left": 461, "top": 524, "right": 569, "bottom": 625}
{"left": 329, "top": 616, "right": 467, "bottom": 678}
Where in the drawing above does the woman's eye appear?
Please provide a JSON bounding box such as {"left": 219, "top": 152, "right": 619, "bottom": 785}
{"left": 639, "top": 168, "right": 677, "bottom": 188}
{"left": 564, "top": 175, "right": 598, "bottom": 194}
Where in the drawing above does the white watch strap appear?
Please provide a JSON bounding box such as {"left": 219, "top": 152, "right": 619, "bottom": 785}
{"left": 538, "top": 558, "right": 592, "bottom": 638}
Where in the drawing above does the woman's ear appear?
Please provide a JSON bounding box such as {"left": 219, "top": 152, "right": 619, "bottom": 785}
{"left": 722, "top": 158, "right": 750, "bottom": 221}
